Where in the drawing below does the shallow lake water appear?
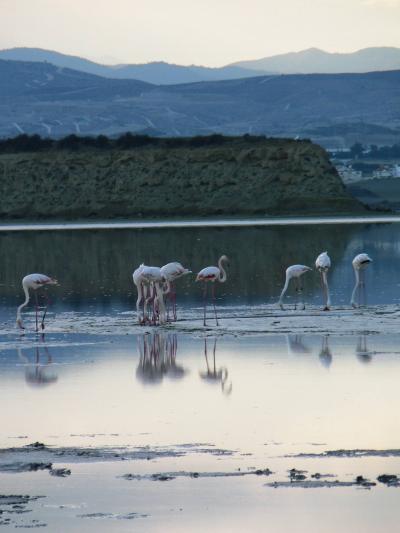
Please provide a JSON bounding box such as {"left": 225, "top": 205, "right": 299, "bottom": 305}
{"left": 1, "top": 220, "right": 400, "bottom": 531}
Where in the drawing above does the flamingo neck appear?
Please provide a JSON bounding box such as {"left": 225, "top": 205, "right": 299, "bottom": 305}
{"left": 279, "top": 274, "right": 290, "bottom": 303}
{"left": 17, "top": 284, "right": 30, "bottom": 323}
{"left": 218, "top": 257, "right": 227, "bottom": 283}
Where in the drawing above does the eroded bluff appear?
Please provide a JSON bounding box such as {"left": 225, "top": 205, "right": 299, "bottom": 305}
{"left": 0, "top": 139, "right": 365, "bottom": 218}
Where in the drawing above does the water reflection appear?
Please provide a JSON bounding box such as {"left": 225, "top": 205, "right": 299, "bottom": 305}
{"left": 318, "top": 336, "right": 333, "bottom": 368}
{"left": 355, "top": 335, "right": 374, "bottom": 364}
{"left": 17, "top": 343, "right": 58, "bottom": 387}
{"left": 286, "top": 335, "right": 311, "bottom": 356}
{"left": 199, "top": 338, "right": 232, "bottom": 395}
{"left": 136, "top": 332, "right": 187, "bottom": 385}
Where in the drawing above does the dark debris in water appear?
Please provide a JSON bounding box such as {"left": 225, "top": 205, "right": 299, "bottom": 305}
{"left": 78, "top": 512, "right": 148, "bottom": 520}
{"left": 290, "top": 448, "right": 400, "bottom": 458}
{"left": 120, "top": 468, "right": 273, "bottom": 481}
{"left": 377, "top": 474, "right": 400, "bottom": 486}
{"left": 0, "top": 495, "right": 46, "bottom": 529}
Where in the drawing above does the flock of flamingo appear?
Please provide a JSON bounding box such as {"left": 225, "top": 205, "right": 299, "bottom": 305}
{"left": 15, "top": 251, "right": 372, "bottom": 332}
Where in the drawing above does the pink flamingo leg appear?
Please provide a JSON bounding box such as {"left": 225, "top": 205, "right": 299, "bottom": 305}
{"left": 211, "top": 283, "right": 219, "bottom": 326}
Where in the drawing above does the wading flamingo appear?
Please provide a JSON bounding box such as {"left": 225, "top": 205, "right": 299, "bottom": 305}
{"left": 350, "top": 253, "right": 372, "bottom": 308}
{"left": 133, "top": 264, "right": 150, "bottom": 324}
{"left": 278, "top": 265, "right": 312, "bottom": 310}
{"left": 196, "top": 255, "right": 229, "bottom": 326}
{"left": 140, "top": 266, "right": 168, "bottom": 325}
{"left": 315, "top": 252, "right": 331, "bottom": 311}
{"left": 160, "top": 262, "right": 191, "bottom": 321}
{"left": 16, "top": 273, "right": 58, "bottom": 331}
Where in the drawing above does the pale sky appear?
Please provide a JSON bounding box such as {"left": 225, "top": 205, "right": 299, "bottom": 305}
{"left": 1, "top": 0, "right": 400, "bottom": 66}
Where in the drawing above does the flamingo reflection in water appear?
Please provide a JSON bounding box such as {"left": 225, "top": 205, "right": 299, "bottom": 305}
{"left": 286, "top": 335, "right": 312, "bottom": 356}
{"left": 355, "top": 335, "right": 374, "bottom": 363}
{"left": 17, "top": 343, "right": 58, "bottom": 386}
{"left": 136, "top": 332, "right": 186, "bottom": 384}
{"left": 318, "top": 335, "right": 333, "bottom": 368}
{"left": 199, "top": 338, "right": 232, "bottom": 395}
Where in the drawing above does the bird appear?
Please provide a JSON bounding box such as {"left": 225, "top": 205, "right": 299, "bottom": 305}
{"left": 16, "top": 273, "right": 58, "bottom": 331}
{"left": 315, "top": 252, "right": 331, "bottom": 311}
{"left": 350, "top": 253, "right": 372, "bottom": 308}
{"left": 196, "top": 255, "right": 229, "bottom": 326}
{"left": 139, "top": 266, "right": 168, "bottom": 325}
{"left": 160, "top": 262, "right": 191, "bottom": 321}
{"left": 133, "top": 264, "right": 150, "bottom": 324}
{"left": 278, "top": 264, "right": 312, "bottom": 310}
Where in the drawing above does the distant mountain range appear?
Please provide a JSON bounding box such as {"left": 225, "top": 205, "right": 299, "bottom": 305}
{"left": 1, "top": 59, "right": 399, "bottom": 148}
{"left": 0, "top": 48, "right": 266, "bottom": 85}
{"left": 1, "top": 46, "right": 400, "bottom": 85}
{"left": 231, "top": 47, "right": 400, "bottom": 74}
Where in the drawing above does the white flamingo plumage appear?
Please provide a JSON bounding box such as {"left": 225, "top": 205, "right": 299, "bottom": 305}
{"left": 196, "top": 255, "right": 229, "bottom": 326}
{"left": 160, "top": 262, "right": 191, "bottom": 321}
{"left": 315, "top": 251, "right": 331, "bottom": 311}
{"left": 351, "top": 253, "right": 372, "bottom": 308}
{"left": 278, "top": 264, "right": 312, "bottom": 310}
{"left": 136, "top": 265, "right": 168, "bottom": 325}
{"left": 16, "top": 273, "right": 58, "bottom": 331}
{"left": 133, "top": 264, "right": 150, "bottom": 324}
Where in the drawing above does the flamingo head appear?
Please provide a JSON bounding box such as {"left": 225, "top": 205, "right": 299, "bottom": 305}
{"left": 16, "top": 318, "right": 25, "bottom": 330}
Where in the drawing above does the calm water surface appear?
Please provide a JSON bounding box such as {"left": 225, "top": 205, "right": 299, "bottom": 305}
{"left": 1, "top": 331, "right": 400, "bottom": 454}
{"left": 1, "top": 221, "right": 400, "bottom": 531}
{"left": 0, "top": 222, "right": 399, "bottom": 315}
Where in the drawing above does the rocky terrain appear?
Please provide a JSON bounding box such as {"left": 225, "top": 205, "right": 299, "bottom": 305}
{"left": 0, "top": 138, "right": 365, "bottom": 219}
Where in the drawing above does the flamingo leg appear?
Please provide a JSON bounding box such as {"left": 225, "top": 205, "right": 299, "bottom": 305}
{"left": 298, "top": 280, "right": 305, "bottom": 310}
{"left": 41, "top": 292, "right": 49, "bottom": 330}
{"left": 34, "top": 291, "right": 39, "bottom": 332}
{"left": 361, "top": 270, "right": 366, "bottom": 306}
{"left": 321, "top": 271, "right": 330, "bottom": 311}
{"left": 173, "top": 284, "right": 177, "bottom": 321}
{"left": 203, "top": 283, "right": 208, "bottom": 326}
{"left": 211, "top": 283, "right": 219, "bottom": 326}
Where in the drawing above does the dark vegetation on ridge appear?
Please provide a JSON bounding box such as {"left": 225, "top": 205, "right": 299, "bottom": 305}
{"left": 0, "top": 135, "right": 366, "bottom": 220}
{"left": 0, "top": 132, "right": 272, "bottom": 153}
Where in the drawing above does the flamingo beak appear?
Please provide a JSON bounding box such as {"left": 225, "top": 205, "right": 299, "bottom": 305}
{"left": 16, "top": 319, "right": 25, "bottom": 330}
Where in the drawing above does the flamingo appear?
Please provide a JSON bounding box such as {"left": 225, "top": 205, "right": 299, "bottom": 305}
{"left": 315, "top": 252, "right": 331, "bottom": 311}
{"left": 133, "top": 264, "right": 150, "bottom": 324}
{"left": 196, "top": 255, "right": 229, "bottom": 326}
{"left": 160, "top": 262, "right": 191, "bottom": 321}
{"left": 16, "top": 273, "right": 58, "bottom": 331}
{"left": 278, "top": 265, "right": 312, "bottom": 310}
{"left": 140, "top": 266, "right": 168, "bottom": 325}
{"left": 350, "top": 253, "right": 372, "bottom": 308}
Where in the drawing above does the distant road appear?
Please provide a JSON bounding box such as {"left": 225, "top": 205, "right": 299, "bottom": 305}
{"left": 1, "top": 216, "right": 400, "bottom": 232}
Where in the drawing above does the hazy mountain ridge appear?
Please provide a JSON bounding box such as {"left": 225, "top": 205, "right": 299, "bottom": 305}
{"left": 1, "top": 59, "right": 399, "bottom": 147}
{"left": 2, "top": 46, "right": 400, "bottom": 85}
{"left": 232, "top": 47, "right": 400, "bottom": 74}
{"left": 0, "top": 47, "right": 267, "bottom": 85}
